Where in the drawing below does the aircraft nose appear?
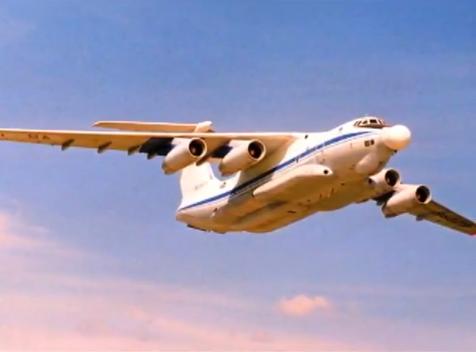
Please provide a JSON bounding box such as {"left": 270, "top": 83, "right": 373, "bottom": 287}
{"left": 382, "top": 124, "right": 412, "bottom": 150}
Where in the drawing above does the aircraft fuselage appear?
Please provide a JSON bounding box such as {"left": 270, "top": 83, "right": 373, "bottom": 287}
{"left": 176, "top": 123, "right": 395, "bottom": 233}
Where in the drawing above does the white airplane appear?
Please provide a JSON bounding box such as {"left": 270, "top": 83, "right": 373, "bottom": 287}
{"left": 0, "top": 116, "right": 474, "bottom": 236}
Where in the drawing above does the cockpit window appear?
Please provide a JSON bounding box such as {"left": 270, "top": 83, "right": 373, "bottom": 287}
{"left": 354, "top": 117, "right": 388, "bottom": 129}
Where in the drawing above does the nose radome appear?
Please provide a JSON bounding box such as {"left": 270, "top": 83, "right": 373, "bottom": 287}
{"left": 382, "top": 125, "right": 412, "bottom": 150}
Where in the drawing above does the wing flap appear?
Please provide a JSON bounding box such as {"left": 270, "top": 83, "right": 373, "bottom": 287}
{"left": 410, "top": 200, "right": 476, "bottom": 236}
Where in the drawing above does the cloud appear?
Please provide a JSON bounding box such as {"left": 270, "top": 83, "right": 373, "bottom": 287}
{"left": 0, "top": 212, "right": 48, "bottom": 250}
{"left": 278, "top": 294, "right": 332, "bottom": 317}
{"left": 0, "top": 278, "right": 347, "bottom": 351}
{"left": 0, "top": 209, "right": 350, "bottom": 351}
{"left": 0, "top": 210, "right": 83, "bottom": 275}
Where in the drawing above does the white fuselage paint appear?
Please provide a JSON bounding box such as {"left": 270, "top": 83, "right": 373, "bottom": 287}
{"left": 176, "top": 122, "right": 395, "bottom": 233}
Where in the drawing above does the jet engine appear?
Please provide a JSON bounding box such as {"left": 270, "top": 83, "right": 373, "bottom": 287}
{"left": 366, "top": 168, "right": 401, "bottom": 199}
{"left": 382, "top": 184, "right": 432, "bottom": 217}
{"left": 162, "top": 138, "right": 207, "bottom": 174}
{"left": 219, "top": 140, "right": 266, "bottom": 176}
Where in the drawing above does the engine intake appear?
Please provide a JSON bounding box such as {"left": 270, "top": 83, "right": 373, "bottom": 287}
{"left": 384, "top": 169, "right": 400, "bottom": 187}
{"left": 382, "top": 184, "right": 432, "bottom": 217}
{"left": 415, "top": 185, "right": 431, "bottom": 203}
{"left": 219, "top": 140, "right": 266, "bottom": 176}
{"left": 162, "top": 138, "right": 207, "bottom": 174}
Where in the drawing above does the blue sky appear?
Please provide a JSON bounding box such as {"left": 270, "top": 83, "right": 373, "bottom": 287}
{"left": 0, "top": 0, "right": 475, "bottom": 350}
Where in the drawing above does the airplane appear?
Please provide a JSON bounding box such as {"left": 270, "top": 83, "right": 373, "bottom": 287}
{"left": 0, "top": 116, "right": 474, "bottom": 235}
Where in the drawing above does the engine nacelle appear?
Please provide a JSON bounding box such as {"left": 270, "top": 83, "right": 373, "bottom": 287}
{"left": 219, "top": 140, "right": 266, "bottom": 176}
{"left": 162, "top": 138, "right": 207, "bottom": 174}
{"left": 368, "top": 168, "right": 401, "bottom": 197}
{"left": 382, "top": 184, "right": 432, "bottom": 217}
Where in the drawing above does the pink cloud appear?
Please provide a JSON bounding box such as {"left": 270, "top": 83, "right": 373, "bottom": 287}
{"left": 0, "top": 210, "right": 351, "bottom": 351}
{"left": 0, "top": 288, "right": 348, "bottom": 351}
{"left": 1, "top": 209, "right": 398, "bottom": 350}
{"left": 0, "top": 211, "right": 53, "bottom": 250}
{"left": 278, "top": 294, "right": 333, "bottom": 317}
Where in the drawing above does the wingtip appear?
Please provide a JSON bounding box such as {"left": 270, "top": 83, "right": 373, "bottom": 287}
{"left": 195, "top": 120, "right": 215, "bottom": 132}
{"left": 92, "top": 121, "right": 105, "bottom": 128}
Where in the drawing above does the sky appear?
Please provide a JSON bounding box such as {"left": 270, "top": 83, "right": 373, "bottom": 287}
{"left": 0, "top": 0, "right": 475, "bottom": 350}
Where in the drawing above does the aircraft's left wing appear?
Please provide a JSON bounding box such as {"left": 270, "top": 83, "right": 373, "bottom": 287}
{"left": 0, "top": 128, "right": 296, "bottom": 158}
{"left": 409, "top": 200, "right": 476, "bottom": 236}
{"left": 379, "top": 183, "right": 476, "bottom": 236}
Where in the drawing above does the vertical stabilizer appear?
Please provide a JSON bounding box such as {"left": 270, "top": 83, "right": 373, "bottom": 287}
{"left": 179, "top": 121, "right": 219, "bottom": 208}
{"left": 179, "top": 162, "right": 219, "bottom": 207}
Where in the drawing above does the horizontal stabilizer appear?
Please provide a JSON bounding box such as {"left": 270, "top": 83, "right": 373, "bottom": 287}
{"left": 93, "top": 120, "right": 214, "bottom": 133}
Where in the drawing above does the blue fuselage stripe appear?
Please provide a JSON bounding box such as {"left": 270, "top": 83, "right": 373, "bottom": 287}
{"left": 179, "top": 131, "right": 371, "bottom": 211}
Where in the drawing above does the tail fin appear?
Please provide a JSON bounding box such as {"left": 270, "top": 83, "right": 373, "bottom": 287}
{"left": 178, "top": 122, "right": 218, "bottom": 208}
{"left": 179, "top": 162, "right": 219, "bottom": 207}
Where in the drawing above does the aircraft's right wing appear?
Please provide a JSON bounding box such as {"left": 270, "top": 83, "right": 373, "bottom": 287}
{"left": 409, "top": 200, "right": 476, "bottom": 236}
{"left": 0, "top": 127, "right": 297, "bottom": 160}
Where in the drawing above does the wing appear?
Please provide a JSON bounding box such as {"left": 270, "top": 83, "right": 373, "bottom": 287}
{"left": 0, "top": 128, "right": 296, "bottom": 158}
{"left": 376, "top": 180, "right": 476, "bottom": 236}
{"left": 409, "top": 201, "right": 476, "bottom": 236}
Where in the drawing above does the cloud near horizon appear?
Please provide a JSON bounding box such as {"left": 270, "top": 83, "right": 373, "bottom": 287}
{"left": 278, "top": 294, "right": 333, "bottom": 317}
{"left": 0, "top": 210, "right": 350, "bottom": 351}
